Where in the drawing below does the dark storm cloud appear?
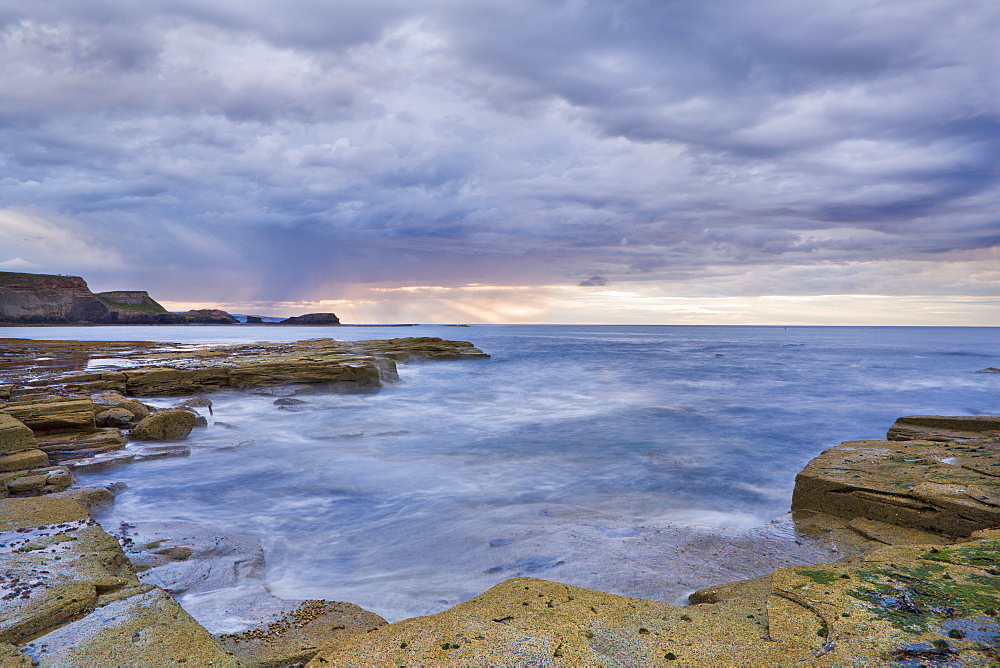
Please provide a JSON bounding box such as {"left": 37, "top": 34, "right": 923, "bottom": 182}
{"left": 579, "top": 276, "right": 608, "bottom": 287}
{"left": 0, "top": 0, "right": 997, "bottom": 307}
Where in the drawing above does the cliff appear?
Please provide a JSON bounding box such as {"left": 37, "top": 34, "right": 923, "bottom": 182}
{"left": 0, "top": 272, "right": 223, "bottom": 324}
{"left": 96, "top": 291, "right": 188, "bottom": 324}
{"left": 278, "top": 312, "right": 341, "bottom": 325}
{"left": 0, "top": 272, "right": 111, "bottom": 323}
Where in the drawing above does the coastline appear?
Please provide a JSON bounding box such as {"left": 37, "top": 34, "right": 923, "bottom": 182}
{"left": 1, "top": 334, "right": 999, "bottom": 664}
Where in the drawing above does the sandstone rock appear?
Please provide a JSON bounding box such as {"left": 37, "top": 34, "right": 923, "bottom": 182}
{"left": 0, "top": 449, "right": 48, "bottom": 473}
{"left": 175, "top": 396, "right": 213, "bottom": 415}
{"left": 34, "top": 428, "right": 126, "bottom": 464}
{"left": 1, "top": 397, "right": 96, "bottom": 434}
{"left": 0, "top": 496, "right": 236, "bottom": 665}
{"left": 66, "top": 443, "right": 191, "bottom": 473}
{"left": 3, "top": 337, "right": 486, "bottom": 399}
{"left": 792, "top": 436, "right": 1000, "bottom": 537}
{"left": 0, "top": 415, "right": 35, "bottom": 456}
{"left": 118, "top": 398, "right": 151, "bottom": 420}
{"left": 95, "top": 407, "right": 136, "bottom": 428}
{"left": 90, "top": 390, "right": 127, "bottom": 407}
{"left": 124, "top": 366, "right": 233, "bottom": 397}
{"left": 306, "top": 576, "right": 777, "bottom": 666}
{"left": 19, "top": 587, "right": 237, "bottom": 666}
{"left": 0, "top": 643, "right": 29, "bottom": 667}
{"left": 765, "top": 535, "right": 1000, "bottom": 665}
{"left": 129, "top": 409, "right": 197, "bottom": 441}
{"left": 56, "top": 372, "right": 128, "bottom": 395}
{"left": 2, "top": 466, "right": 73, "bottom": 495}
{"left": 92, "top": 392, "right": 151, "bottom": 422}
{"left": 309, "top": 533, "right": 1000, "bottom": 667}
{"left": 887, "top": 414, "right": 1000, "bottom": 442}
{"left": 49, "top": 486, "right": 119, "bottom": 513}
{"left": 218, "top": 599, "right": 386, "bottom": 667}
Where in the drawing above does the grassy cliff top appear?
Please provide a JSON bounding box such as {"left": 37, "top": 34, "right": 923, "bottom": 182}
{"left": 96, "top": 294, "right": 168, "bottom": 315}
{"left": 0, "top": 271, "right": 83, "bottom": 286}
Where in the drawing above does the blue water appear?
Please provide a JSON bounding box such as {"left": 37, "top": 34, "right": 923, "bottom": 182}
{"left": 5, "top": 324, "right": 999, "bottom": 621}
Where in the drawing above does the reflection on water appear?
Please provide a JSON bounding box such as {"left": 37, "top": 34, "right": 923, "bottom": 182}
{"left": 2, "top": 354, "right": 90, "bottom": 373}
{"left": 16, "top": 324, "right": 997, "bottom": 622}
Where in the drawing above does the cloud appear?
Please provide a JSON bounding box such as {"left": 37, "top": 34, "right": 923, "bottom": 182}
{"left": 0, "top": 0, "right": 997, "bottom": 322}
{"left": 579, "top": 275, "right": 609, "bottom": 287}
{"left": 0, "top": 256, "right": 41, "bottom": 270}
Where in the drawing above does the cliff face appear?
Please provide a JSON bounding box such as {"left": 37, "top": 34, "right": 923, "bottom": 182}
{"left": 0, "top": 272, "right": 111, "bottom": 323}
{"left": 95, "top": 291, "right": 187, "bottom": 323}
{"left": 279, "top": 312, "right": 341, "bottom": 325}
{"left": 0, "top": 272, "right": 191, "bottom": 324}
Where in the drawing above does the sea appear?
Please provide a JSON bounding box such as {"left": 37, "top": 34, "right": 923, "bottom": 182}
{"left": 4, "top": 324, "right": 999, "bottom": 623}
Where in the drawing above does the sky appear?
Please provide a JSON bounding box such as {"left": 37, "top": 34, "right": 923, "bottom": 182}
{"left": 1, "top": 0, "right": 998, "bottom": 325}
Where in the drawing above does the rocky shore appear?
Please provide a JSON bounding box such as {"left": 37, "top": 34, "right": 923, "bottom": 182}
{"left": 1, "top": 335, "right": 998, "bottom": 665}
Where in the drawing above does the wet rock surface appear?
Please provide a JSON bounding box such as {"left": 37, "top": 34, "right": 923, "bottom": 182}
{"left": 116, "top": 520, "right": 386, "bottom": 666}
{"left": 0, "top": 496, "right": 236, "bottom": 666}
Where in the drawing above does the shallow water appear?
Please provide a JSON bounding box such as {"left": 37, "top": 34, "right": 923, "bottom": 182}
{"left": 5, "top": 324, "right": 999, "bottom": 621}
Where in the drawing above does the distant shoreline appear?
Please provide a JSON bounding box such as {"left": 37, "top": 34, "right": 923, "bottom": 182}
{"left": 0, "top": 322, "right": 424, "bottom": 327}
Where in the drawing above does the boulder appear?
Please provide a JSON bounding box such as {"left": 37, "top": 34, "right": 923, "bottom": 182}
{"left": 95, "top": 407, "right": 136, "bottom": 428}
{"left": 175, "top": 396, "right": 213, "bottom": 415}
{"left": 129, "top": 409, "right": 197, "bottom": 441}
{"left": 91, "top": 392, "right": 152, "bottom": 422}
{"left": 2, "top": 466, "right": 74, "bottom": 495}
{"left": 49, "top": 485, "right": 120, "bottom": 513}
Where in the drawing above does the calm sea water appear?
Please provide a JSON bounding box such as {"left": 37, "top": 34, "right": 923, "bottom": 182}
{"left": 5, "top": 325, "right": 999, "bottom": 622}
